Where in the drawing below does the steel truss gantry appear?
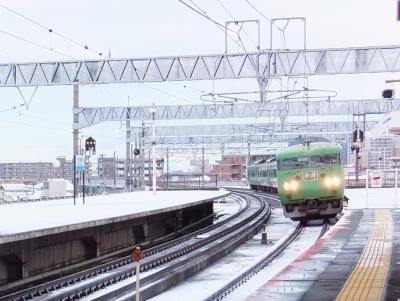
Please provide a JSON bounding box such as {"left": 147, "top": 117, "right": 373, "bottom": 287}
{"left": 2, "top": 45, "right": 400, "bottom": 87}
{"left": 76, "top": 98, "right": 398, "bottom": 129}
{"left": 130, "top": 122, "right": 355, "bottom": 146}
{"left": 146, "top": 133, "right": 351, "bottom": 147}
{"left": 132, "top": 122, "right": 368, "bottom": 137}
{"left": 156, "top": 144, "right": 281, "bottom": 155}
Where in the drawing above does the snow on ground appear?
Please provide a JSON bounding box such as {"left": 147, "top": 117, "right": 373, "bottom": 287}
{"left": 150, "top": 210, "right": 295, "bottom": 301}
{"left": 0, "top": 190, "right": 229, "bottom": 237}
{"left": 214, "top": 197, "right": 243, "bottom": 219}
{"left": 150, "top": 188, "right": 396, "bottom": 300}
{"left": 346, "top": 187, "right": 400, "bottom": 209}
{"left": 83, "top": 195, "right": 244, "bottom": 301}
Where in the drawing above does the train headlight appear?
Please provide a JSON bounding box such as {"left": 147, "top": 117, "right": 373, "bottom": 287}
{"left": 332, "top": 176, "right": 340, "bottom": 187}
{"left": 283, "top": 182, "right": 290, "bottom": 191}
{"left": 324, "top": 177, "right": 332, "bottom": 188}
{"left": 289, "top": 180, "right": 299, "bottom": 191}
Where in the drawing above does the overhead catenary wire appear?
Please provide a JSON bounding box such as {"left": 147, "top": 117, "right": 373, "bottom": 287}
{"left": 0, "top": 114, "right": 125, "bottom": 142}
{"left": 142, "top": 83, "right": 197, "bottom": 105}
{"left": 0, "top": 51, "right": 12, "bottom": 61}
{"left": 0, "top": 28, "right": 76, "bottom": 60}
{"left": 216, "top": 0, "right": 259, "bottom": 49}
{"left": 243, "top": 0, "right": 282, "bottom": 31}
{"left": 0, "top": 2, "right": 104, "bottom": 57}
{"left": 177, "top": 0, "right": 245, "bottom": 52}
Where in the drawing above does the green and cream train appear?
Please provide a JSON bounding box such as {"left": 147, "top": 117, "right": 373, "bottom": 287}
{"left": 248, "top": 141, "right": 345, "bottom": 220}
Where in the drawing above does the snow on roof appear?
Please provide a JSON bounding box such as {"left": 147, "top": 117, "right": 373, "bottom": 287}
{"left": 0, "top": 190, "right": 229, "bottom": 241}
{"left": 0, "top": 183, "right": 30, "bottom": 191}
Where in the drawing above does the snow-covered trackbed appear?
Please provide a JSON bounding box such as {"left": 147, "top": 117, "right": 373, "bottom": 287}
{"left": 1, "top": 192, "right": 271, "bottom": 301}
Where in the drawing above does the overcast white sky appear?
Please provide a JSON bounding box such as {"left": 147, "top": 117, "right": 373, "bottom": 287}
{"left": 0, "top": 0, "right": 399, "bottom": 168}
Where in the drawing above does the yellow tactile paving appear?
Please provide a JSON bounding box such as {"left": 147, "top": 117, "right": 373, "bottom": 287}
{"left": 336, "top": 209, "right": 393, "bottom": 301}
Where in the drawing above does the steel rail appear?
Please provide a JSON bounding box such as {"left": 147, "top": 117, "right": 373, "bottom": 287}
{"left": 204, "top": 218, "right": 331, "bottom": 301}
{"left": 45, "top": 192, "right": 268, "bottom": 301}
{"left": 133, "top": 192, "right": 271, "bottom": 301}
{"left": 101, "top": 191, "right": 271, "bottom": 301}
{"left": 0, "top": 193, "right": 255, "bottom": 301}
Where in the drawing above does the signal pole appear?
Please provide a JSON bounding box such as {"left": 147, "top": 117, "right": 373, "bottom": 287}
{"left": 126, "top": 105, "right": 131, "bottom": 191}
{"left": 131, "top": 247, "right": 144, "bottom": 301}
{"left": 141, "top": 122, "right": 145, "bottom": 187}
{"left": 73, "top": 83, "right": 79, "bottom": 205}
{"left": 150, "top": 104, "right": 157, "bottom": 194}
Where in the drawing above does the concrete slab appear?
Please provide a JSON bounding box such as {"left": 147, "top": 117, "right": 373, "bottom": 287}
{"left": 0, "top": 190, "right": 229, "bottom": 244}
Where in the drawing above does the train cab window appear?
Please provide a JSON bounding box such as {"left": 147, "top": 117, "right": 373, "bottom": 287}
{"left": 278, "top": 157, "right": 309, "bottom": 170}
{"left": 310, "top": 153, "right": 340, "bottom": 167}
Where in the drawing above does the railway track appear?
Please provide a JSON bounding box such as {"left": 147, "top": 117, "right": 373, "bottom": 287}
{"left": 203, "top": 217, "right": 332, "bottom": 301}
{"left": 2, "top": 192, "right": 271, "bottom": 301}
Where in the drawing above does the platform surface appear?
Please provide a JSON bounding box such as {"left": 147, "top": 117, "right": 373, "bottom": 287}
{"left": 244, "top": 187, "right": 400, "bottom": 301}
{"left": 0, "top": 190, "right": 229, "bottom": 243}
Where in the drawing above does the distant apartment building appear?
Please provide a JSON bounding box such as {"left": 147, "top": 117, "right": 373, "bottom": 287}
{"left": 98, "top": 156, "right": 164, "bottom": 187}
{"left": 55, "top": 157, "right": 74, "bottom": 180}
{"left": 98, "top": 156, "right": 125, "bottom": 179}
{"left": 211, "top": 156, "right": 247, "bottom": 181}
{"left": 349, "top": 136, "right": 400, "bottom": 171}
{"left": 0, "top": 157, "right": 75, "bottom": 183}
{"left": 0, "top": 162, "right": 54, "bottom": 183}
{"left": 367, "top": 137, "right": 393, "bottom": 170}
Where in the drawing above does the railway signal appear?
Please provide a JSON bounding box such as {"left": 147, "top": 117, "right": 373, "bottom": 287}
{"left": 85, "top": 136, "right": 96, "bottom": 154}
{"left": 352, "top": 129, "right": 364, "bottom": 143}
{"left": 131, "top": 247, "right": 144, "bottom": 301}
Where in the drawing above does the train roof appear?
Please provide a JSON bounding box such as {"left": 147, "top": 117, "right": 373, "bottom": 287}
{"left": 251, "top": 157, "right": 276, "bottom": 166}
{"left": 276, "top": 142, "right": 342, "bottom": 160}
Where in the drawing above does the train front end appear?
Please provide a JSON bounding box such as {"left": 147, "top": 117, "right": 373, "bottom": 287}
{"left": 276, "top": 142, "right": 344, "bottom": 221}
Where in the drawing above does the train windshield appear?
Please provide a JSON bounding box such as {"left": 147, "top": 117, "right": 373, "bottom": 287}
{"left": 278, "top": 157, "right": 309, "bottom": 170}
{"left": 309, "top": 153, "right": 340, "bottom": 167}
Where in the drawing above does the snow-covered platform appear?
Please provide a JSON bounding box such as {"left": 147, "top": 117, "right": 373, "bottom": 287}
{"left": 0, "top": 190, "right": 229, "bottom": 286}
{"left": 0, "top": 190, "right": 228, "bottom": 243}
{"left": 224, "top": 188, "right": 399, "bottom": 301}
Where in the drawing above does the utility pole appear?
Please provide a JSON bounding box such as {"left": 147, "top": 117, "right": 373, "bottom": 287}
{"left": 141, "top": 121, "right": 145, "bottom": 188}
{"left": 201, "top": 147, "right": 205, "bottom": 186}
{"left": 246, "top": 142, "right": 251, "bottom": 182}
{"left": 113, "top": 151, "right": 116, "bottom": 189}
{"left": 133, "top": 139, "right": 136, "bottom": 189}
{"left": 166, "top": 147, "right": 169, "bottom": 190}
{"left": 150, "top": 104, "right": 157, "bottom": 194}
{"left": 73, "top": 83, "right": 79, "bottom": 205}
{"left": 126, "top": 104, "right": 131, "bottom": 191}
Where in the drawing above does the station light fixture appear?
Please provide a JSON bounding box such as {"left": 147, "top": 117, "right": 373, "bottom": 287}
{"left": 382, "top": 89, "right": 394, "bottom": 99}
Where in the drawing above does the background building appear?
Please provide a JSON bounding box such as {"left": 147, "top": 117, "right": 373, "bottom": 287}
{"left": 211, "top": 156, "right": 247, "bottom": 181}
{"left": 0, "top": 162, "right": 55, "bottom": 183}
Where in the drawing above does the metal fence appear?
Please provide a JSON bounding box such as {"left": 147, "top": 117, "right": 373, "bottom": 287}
{"left": 157, "top": 174, "right": 218, "bottom": 190}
